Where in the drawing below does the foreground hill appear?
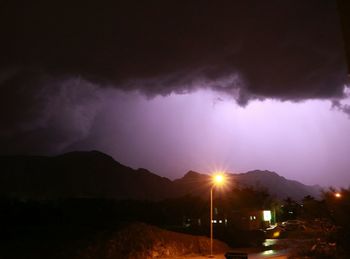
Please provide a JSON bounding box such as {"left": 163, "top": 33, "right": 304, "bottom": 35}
{"left": 78, "top": 222, "right": 229, "bottom": 259}
{"left": 0, "top": 216, "right": 229, "bottom": 259}
{"left": 0, "top": 151, "right": 321, "bottom": 200}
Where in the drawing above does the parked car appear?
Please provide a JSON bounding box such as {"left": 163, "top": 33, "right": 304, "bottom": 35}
{"left": 281, "top": 220, "right": 306, "bottom": 231}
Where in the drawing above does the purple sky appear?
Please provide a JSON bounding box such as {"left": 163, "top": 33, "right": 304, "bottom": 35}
{"left": 55, "top": 82, "right": 350, "bottom": 187}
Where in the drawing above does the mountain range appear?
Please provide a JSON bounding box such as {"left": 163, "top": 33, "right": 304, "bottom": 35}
{"left": 0, "top": 150, "right": 322, "bottom": 201}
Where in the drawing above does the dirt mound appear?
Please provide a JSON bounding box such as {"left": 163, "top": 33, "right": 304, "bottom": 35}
{"left": 79, "top": 222, "right": 229, "bottom": 259}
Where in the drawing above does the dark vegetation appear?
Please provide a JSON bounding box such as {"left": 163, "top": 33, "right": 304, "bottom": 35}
{"left": 273, "top": 188, "right": 350, "bottom": 258}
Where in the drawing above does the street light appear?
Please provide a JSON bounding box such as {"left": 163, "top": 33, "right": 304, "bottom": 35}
{"left": 334, "top": 192, "right": 342, "bottom": 198}
{"left": 210, "top": 172, "right": 226, "bottom": 258}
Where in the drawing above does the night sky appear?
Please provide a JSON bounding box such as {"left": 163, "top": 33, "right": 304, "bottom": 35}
{"left": 1, "top": 0, "right": 349, "bottom": 187}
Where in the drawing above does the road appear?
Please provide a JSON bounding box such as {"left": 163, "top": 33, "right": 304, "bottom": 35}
{"left": 161, "top": 238, "right": 289, "bottom": 259}
{"left": 160, "top": 249, "right": 288, "bottom": 259}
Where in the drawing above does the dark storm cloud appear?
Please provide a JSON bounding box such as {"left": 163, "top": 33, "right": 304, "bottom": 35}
{"left": 332, "top": 99, "right": 350, "bottom": 118}
{"left": 0, "top": 71, "right": 102, "bottom": 154}
{"left": 0, "top": 0, "right": 347, "bottom": 101}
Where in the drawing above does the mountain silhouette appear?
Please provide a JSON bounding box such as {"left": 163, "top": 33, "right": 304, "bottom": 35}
{"left": 0, "top": 151, "right": 321, "bottom": 200}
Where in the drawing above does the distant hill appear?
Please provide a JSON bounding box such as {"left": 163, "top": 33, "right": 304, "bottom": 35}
{"left": 0, "top": 151, "right": 174, "bottom": 200}
{"left": 172, "top": 170, "right": 321, "bottom": 200}
{"left": 0, "top": 151, "right": 322, "bottom": 200}
{"left": 232, "top": 170, "right": 322, "bottom": 200}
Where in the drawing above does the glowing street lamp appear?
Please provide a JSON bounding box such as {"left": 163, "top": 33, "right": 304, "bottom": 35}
{"left": 210, "top": 172, "right": 226, "bottom": 258}
{"left": 334, "top": 192, "right": 342, "bottom": 198}
{"left": 214, "top": 174, "right": 224, "bottom": 185}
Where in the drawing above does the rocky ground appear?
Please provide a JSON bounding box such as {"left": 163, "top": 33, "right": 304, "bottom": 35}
{"left": 78, "top": 222, "right": 230, "bottom": 259}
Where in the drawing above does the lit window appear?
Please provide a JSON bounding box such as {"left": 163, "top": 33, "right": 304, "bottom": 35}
{"left": 263, "top": 210, "right": 272, "bottom": 221}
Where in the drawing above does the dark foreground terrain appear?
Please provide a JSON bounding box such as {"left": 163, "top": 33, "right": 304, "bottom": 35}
{"left": 1, "top": 219, "right": 228, "bottom": 259}
{"left": 1, "top": 196, "right": 350, "bottom": 259}
{"left": 0, "top": 198, "right": 230, "bottom": 259}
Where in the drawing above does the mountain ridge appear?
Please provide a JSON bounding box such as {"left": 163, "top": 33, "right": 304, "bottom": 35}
{"left": 0, "top": 151, "right": 322, "bottom": 200}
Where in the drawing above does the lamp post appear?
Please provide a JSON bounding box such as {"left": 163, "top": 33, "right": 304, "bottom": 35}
{"left": 210, "top": 174, "right": 225, "bottom": 258}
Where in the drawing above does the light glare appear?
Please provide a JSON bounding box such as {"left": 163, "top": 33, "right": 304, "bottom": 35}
{"left": 335, "top": 192, "right": 342, "bottom": 198}
{"left": 212, "top": 173, "right": 226, "bottom": 186}
{"left": 215, "top": 175, "right": 223, "bottom": 183}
